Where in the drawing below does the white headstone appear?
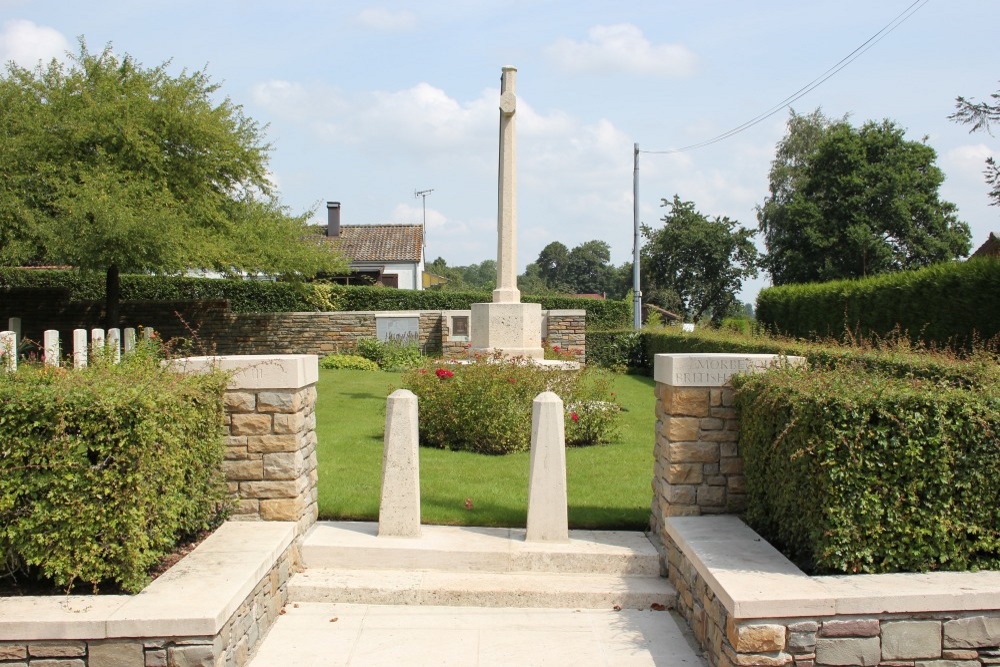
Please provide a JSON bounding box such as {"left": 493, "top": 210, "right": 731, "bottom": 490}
{"left": 107, "top": 328, "right": 121, "bottom": 363}
{"left": 7, "top": 318, "right": 20, "bottom": 351}
{"left": 526, "top": 391, "right": 569, "bottom": 542}
{"left": 124, "top": 327, "right": 137, "bottom": 353}
{"left": 91, "top": 328, "right": 105, "bottom": 354}
{"left": 378, "top": 389, "right": 422, "bottom": 537}
{"left": 73, "top": 329, "right": 88, "bottom": 368}
{"left": 0, "top": 331, "right": 16, "bottom": 372}
{"left": 43, "top": 330, "right": 60, "bottom": 367}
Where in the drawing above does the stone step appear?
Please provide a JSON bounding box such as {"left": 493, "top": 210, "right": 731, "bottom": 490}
{"left": 289, "top": 568, "right": 677, "bottom": 610}
{"left": 301, "top": 521, "right": 664, "bottom": 576}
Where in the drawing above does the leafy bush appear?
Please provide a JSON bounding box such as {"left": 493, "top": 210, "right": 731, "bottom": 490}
{"left": 586, "top": 330, "right": 650, "bottom": 372}
{"left": 733, "top": 365, "right": 1000, "bottom": 574}
{"left": 354, "top": 337, "right": 424, "bottom": 372}
{"left": 402, "top": 354, "right": 620, "bottom": 454}
{"left": 755, "top": 259, "right": 1000, "bottom": 350}
{"left": 319, "top": 354, "right": 380, "bottom": 371}
{"left": 0, "top": 346, "right": 229, "bottom": 593}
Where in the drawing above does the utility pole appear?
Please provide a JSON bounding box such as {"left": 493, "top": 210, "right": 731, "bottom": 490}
{"left": 414, "top": 188, "right": 434, "bottom": 263}
{"left": 632, "top": 143, "right": 642, "bottom": 330}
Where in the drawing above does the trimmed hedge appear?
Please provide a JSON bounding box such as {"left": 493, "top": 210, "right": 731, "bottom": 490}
{"left": 733, "top": 366, "right": 1000, "bottom": 574}
{"left": 0, "top": 349, "right": 229, "bottom": 592}
{"left": 0, "top": 269, "right": 630, "bottom": 329}
{"left": 756, "top": 259, "right": 1000, "bottom": 349}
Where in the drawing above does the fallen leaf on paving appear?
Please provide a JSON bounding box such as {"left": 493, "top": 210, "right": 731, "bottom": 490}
{"left": 279, "top": 609, "right": 286, "bottom": 615}
{"left": 650, "top": 603, "right": 666, "bottom": 611}
{"left": 613, "top": 605, "right": 622, "bottom": 611}
{"left": 330, "top": 617, "right": 339, "bottom": 622}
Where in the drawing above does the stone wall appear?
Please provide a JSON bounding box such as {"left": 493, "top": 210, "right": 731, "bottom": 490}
{"left": 666, "top": 525, "right": 1000, "bottom": 667}
{"left": 171, "top": 355, "right": 320, "bottom": 535}
{"left": 1, "top": 292, "right": 587, "bottom": 362}
{"left": 0, "top": 533, "right": 295, "bottom": 667}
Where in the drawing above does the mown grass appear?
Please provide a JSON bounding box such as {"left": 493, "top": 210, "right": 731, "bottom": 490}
{"left": 315, "top": 368, "right": 656, "bottom": 530}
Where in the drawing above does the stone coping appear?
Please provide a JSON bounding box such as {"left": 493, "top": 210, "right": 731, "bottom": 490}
{"left": 169, "top": 354, "right": 318, "bottom": 389}
{"left": 654, "top": 353, "right": 806, "bottom": 388}
{"left": 666, "top": 515, "right": 1000, "bottom": 619}
{"left": 0, "top": 521, "right": 295, "bottom": 641}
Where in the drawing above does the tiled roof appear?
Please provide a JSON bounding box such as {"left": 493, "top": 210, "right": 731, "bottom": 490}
{"left": 317, "top": 224, "right": 423, "bottom": 263}
{"left": 971, "top": 232, "right": 1000, "bottom": 259}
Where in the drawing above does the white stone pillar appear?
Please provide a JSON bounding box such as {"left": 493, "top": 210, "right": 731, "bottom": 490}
{"left": 526, "top": 391, "right": 569, "bottom": 542}
{"left": 379, "top": 389, "right": 422, "bottom": 537}
{"left": 0, "top": 331, "right": 16, "bottom": 372}
{"left": 43, "top": 330, "right": 60, "bottom": 367}
{"left": 494, "top": 66, "right": 520, "bottom": 305}
{"left": 73, "top": 329, "right": 88, "bottom": 368}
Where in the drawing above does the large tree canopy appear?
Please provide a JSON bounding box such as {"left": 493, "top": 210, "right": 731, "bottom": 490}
{"left": 950, "top": 85, "right": 1000, "bottom": 208}
{"left": 642, "top": 196, "right": 758, "bottom": 325}
{"left": 0, "top": 42, "right": 346, "bottom": 325}
{"left": 758, "top": 111, "right": 971, "bottom": 286}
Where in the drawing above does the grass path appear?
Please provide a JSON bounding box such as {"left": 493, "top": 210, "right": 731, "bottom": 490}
{"left": 315, "top": 369, "right": 656, "bottom": 530}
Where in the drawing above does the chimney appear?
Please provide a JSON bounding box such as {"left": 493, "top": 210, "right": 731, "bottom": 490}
{"left": 326, "top": 201, "right": 341, "bottom": 237}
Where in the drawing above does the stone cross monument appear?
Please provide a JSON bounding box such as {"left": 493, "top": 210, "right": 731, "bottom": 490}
{"left": 470, "top": 66, "right": 544, "bottom": 359}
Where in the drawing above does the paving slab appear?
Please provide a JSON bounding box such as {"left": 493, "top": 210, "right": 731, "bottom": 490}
{"left": 247, "top": 602, "right": 707, "bottom": 667}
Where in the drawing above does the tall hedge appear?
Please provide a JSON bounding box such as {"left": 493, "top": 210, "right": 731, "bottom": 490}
{"left": 756, "top": 259, "right": 1000, "bottom": 349}
{"left": 733, "top": 366, "right": 1000, "bottom": 574}
{"left": 0, "top": 350, "right": 229, "bottom": 592}
{"left": 0, "top": 269, "right": 630, "bottom": 330}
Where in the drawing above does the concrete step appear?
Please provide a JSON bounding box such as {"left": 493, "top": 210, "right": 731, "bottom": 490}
{"left": 301, "top": 521, "right": 664, "bottom": 576}
{"left": 289, "top": 568, "right": 677, "bottom": 610}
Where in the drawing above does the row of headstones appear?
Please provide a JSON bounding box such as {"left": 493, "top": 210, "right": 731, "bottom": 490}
{"left": 0, "top": 322, "right": 152, "bottom": 372}
{"left": 379, "top": 388, "right": 569, "bottom": 543}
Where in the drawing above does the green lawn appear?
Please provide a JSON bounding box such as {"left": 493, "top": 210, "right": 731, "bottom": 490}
{"left": 315, "top": 368, "right": 656, "bottom": 530}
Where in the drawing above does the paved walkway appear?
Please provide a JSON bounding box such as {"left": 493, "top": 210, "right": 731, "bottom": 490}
{"left": 249, "top": 602, "right": 706, "bottom": 666}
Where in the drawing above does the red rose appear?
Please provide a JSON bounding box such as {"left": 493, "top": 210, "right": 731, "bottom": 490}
{"left": 571, "top": 412, "right": 579, "bottom": 422}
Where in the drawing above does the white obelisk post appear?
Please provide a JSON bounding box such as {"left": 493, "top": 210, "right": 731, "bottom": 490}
{"left": 470, "top": 66, "right": 544, "bottom": 359}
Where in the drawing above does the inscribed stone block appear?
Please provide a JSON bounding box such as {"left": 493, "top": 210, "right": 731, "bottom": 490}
{"left": 882, "top": 621, "right": 941, "bottom": 660}
{"left": 815, "top": 637, "right": 881, "bottom": 666}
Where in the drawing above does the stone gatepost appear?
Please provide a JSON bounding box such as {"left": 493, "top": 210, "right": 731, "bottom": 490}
{"left": 172, "top": 354, "right": 319, "bottom": 535}
{"left": 650, "top": 353, "right": 804, "bottom": 541}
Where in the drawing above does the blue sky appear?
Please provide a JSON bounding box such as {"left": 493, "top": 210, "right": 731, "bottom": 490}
{"left": 2, "top": 1, "right": 997, "bottom": 302}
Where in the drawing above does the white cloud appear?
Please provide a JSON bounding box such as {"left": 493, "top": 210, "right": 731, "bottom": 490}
{"left": 354, "top": 7, "right": 417, "bottom": 32}
{"left": 943, "top": 143, "right": 996, "bottom": 177}
{"left": 0, "top": 19, "right": 70, "bottom": 68}
{"left": 389, "top": 202, "right": 448, "bottom": 230}
{"left": 546, "top": 24, "right": 697, "bottom": 77}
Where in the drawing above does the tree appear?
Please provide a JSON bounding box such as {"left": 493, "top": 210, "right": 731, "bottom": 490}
{"left": 758, "top": 114, "right": 971, "bottom": 285}
{"left": 950, "top": 85, "right": 1000, "bottom": 208}
{"left": 0, "top": 42, "right": 346, "bottom": 326}
{"left": 565, "top": 240, "right": 616, "bottom": 296}
{"left": 642, "top": 196, "right": 759, "bottom": 325}
{"left": 535, "top": 241, "right": 569, "bottom": 287}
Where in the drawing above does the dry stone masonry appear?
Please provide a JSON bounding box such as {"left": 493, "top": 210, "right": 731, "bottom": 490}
{"left": 650, "top": 354, "right": 805, "bottom": 534}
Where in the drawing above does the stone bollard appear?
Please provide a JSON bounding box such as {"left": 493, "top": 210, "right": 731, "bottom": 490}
{"left": 170, "top": 354, "right": 320, "bottom": 535}
{"left": 650, "top": 353, "right": 805, "bottom": 541}
{"left": 379, "top": 389, "right": 421, "bottom": 537}
{"left": 526, "top": 391, "right": 569, "bottom": 542}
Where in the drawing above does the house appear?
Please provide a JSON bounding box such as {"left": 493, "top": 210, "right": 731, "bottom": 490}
{"left": 970, "top": 232, "right": 1000, "bottom": 260}
{"left": 322, "top": 202, "right": 425, "bottom": 289}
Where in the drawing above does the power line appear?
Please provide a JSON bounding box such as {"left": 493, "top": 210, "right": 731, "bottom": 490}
{"left": 642, "top": 0, "right": 930, "bottom": 155}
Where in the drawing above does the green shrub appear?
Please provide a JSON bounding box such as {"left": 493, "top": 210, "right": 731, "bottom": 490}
{"left": 586, "top": 330, "right": 649, "bottom": 372}
{"left": 355, "top": 337, "right": 423, "bottom": 372}
{"left": 0, "top": 347, "right": 229, "bottom": 593}
{"left": 733, "top": 365, "right": 1000, "bottom": 574}
{"left": 319, "top": 354, "right": 380, "bottom": 371}
{"left": 402, "top": 354, "right": 620, "bottom": 454}
{"left": 755, "top": 259, "right": 1000, "bottom": 350}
